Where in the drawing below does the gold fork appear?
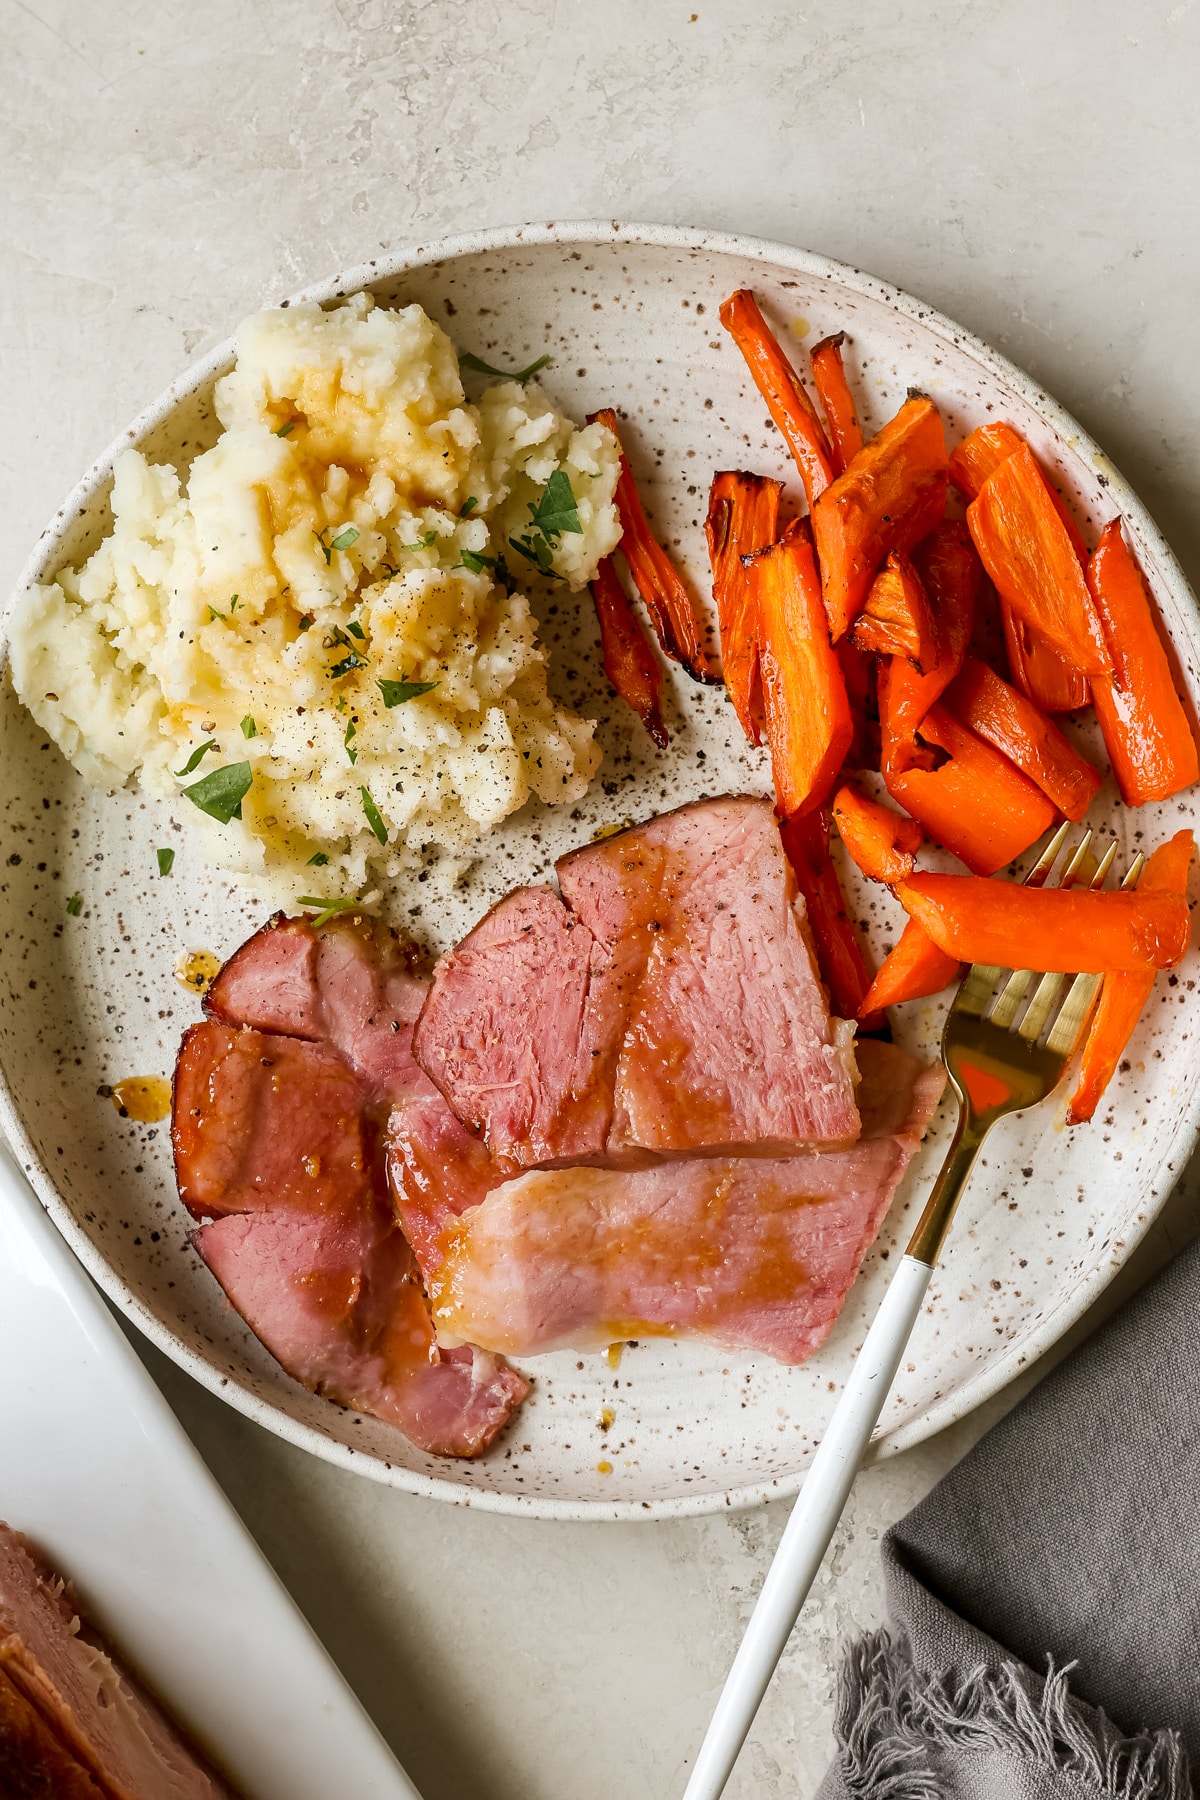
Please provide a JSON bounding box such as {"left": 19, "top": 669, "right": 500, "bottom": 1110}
{"left": 684, "top": 822, "right": 1144, "bottom": 1800}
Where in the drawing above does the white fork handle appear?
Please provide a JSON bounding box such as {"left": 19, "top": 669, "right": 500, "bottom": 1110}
{"left": 682, "top": 1254, "right": 933, "bottom": 1800}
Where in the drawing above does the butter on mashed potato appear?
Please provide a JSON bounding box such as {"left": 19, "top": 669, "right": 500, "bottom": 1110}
{"left": 10, "top": 292, "right": 622, "bottom": 893}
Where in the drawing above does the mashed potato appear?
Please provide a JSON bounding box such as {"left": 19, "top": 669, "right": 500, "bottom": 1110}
{"left": 11, "top": 293, "right": 621, "bottom": 894}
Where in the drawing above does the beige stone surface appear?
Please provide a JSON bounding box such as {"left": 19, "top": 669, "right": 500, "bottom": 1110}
{"left": 4, "top": 3, "right": 1200, "bottom": 1795}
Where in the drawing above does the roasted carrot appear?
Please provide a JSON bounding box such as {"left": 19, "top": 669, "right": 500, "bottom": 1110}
{"left": 811, "top": 396, "right": 949, "bottom": 640}
{"left": 881, "top": 690, "right": 1057, "bottom": 875}
{"left": 780, "top": 808, "right": 882, "bottom": 1028}
{"left": 832, "top": 781, "right": 922, "bottom": 884}
{"left": 949, "top": 419, "right": 1089, "bottom": 561}
{"left": 588, "top": 407, "right": 715, "bottom": 684}
{"left": 966, "top": 442, "right": 1110, "bottom": 675}
{"left": 1000, "top": 604, "right": 1091, "bottom": 715}
{"left": 1067, "top": 830, "right": 1195, "bottom": 1124}
{"left": 718, "top": 289, "right": 836, "bottom": 506}
{"left": 589, "top": 555, "right": 668, "bottom": 748}
{"left": 809, "top": 333, "right": 864, "bottom": 475}
{"left": 1087, "top": 519, "right": 1200, "bottom": 806}
{"left": 748, "top": 519, "right": 853, "bottom": 818}
{"left": 895, "top": 872, "right": 1190, "bottom": 973}
{"left": 704, "top": 471, "right": 783, "bottom": 745}
{"left": 880, "top": 522, "right": 980, "bottom": 770}
{"left": 858, "top": 917, "right": 960, "bottom": 1016}
{"left": 850, "top": 551, "right": 940, "bottom": 672}
{"left": 942, "top": 657, "right": 1101, "bottom": 821}
{"left": 949, "top": 422, "right": 1091, "bottom": 712}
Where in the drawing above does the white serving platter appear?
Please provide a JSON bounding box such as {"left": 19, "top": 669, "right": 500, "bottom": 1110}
{"left": 2, "top": 221, "right": 1198, "bottom": 1521}
{"left": 0, "top": 1139, "right": 419, "bottom": 1798}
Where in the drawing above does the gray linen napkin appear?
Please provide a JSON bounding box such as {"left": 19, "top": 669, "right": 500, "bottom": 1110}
{"left": 817, "top": 1234, "right": 1200, "bottom": 1799}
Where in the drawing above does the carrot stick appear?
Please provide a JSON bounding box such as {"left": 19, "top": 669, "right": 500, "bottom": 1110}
{"left": 832, "top": 781, "right": 922, "bottom": 884}
{"left": 942, "top": 656, "right": 1101, "bottom": 821}
{"left": 950, "top": 420, "right": 1089, "bottom": 561}
{"left": 858, "top": 917, "right": 960, "bottom": 1016}
{"left": 850, "top": 551, "right": 940, "bottom": 673}
{"left": 811, "top": 396, "right": 949, "bottom": 640}
{"left": 1087, "top": 520, "right": 1200, "bottom": 805}
{"left": 880, "top": 521, "right": 981, "bottom": 770}
{"left": 950, "top": 423, "right": 1092, "bottom": 712}
{"left": 1000, "top": 602, "right": 1091, "bottom": 714}
{"left": 809, "top": 333, "right": 864, "bottom": 475}
{"left": 1067, "top": 830, "right": 1195, "bottom": 1123}
{"left": 780, "top": 808, "right": 882, "bottom": 1028}
{"left": 748, "top": 519, "right": 853, "bottom": 818}
{"left": 882, "top": 691, "right": 1057, "bottom": 875}
{"left": 895, "top": 872, "right": 1190, "bottom": 973}
{"left": 704, "top": 471, "right": 783, "bottom": 745}
{"left": 588, "top": 555, "right": 669, "bottom": 748}
{"left": 588, "top": 407, "right": 716, "bottom": 684}
{"left": 966, "top": 442, "right": 1110, "bottom": 675}
{"left": 718, "top": 290, "right": 836, "bottom": 505}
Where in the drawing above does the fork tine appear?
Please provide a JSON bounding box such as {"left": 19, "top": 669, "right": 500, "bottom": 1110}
{"left": 1023, "top": 819, "right": 1072, "bottom": 889}
{"left": 1044, "top": 848, "right": 1146, "bottom": 1055}
{"left": 990, "top": 967, "right": 1033, "bottom": 1028}
{"left": 955, "top": 823, "right": 1073, "bottom": 1020}
{"left": 1017, "top": 841, "right": 1120, "bottom": 1042}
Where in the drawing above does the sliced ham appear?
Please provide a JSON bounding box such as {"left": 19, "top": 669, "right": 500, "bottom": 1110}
{"left": 205, "top": 912, "right": 432, "bottom": 1100}
{"left": 191, "top": 1206, "right": 526, "bottom": 1460}
{"left": 413, "top": 1043, "right": 944, "bottom": 1364}
{"left": 414, "top": 796, "right": 861, "bottom": 1172}
{"left": 0, "top": 1523, "right": 236, "bottom": 1798}
{"left": 173, "top": 916, "right": 527, "bottom": 1459}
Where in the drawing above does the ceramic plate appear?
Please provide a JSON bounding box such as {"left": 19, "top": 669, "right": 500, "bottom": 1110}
{"left": 2, "top": 223, "right": 1198, "bottom": 1521}
{"left": 0, "top": 1140, "right": 419, "bottom": 1797}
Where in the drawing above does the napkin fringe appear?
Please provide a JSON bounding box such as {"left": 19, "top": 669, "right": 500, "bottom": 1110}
{"left": 832, "top": 1630, "right": 1189, "bottom": 1800}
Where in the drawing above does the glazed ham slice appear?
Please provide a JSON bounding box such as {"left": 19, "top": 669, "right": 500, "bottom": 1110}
{"left": 413, "top": 796, "right": 861, "bottom": 1171}
{"left": 173, "top": 915, "right": 527, "bottom": 1458}
{"left": 397, "top": 1043, "right": 944, "bottom": 1364}
{"left": 0, "top": 1523, "right": 236, "bottom": 1798}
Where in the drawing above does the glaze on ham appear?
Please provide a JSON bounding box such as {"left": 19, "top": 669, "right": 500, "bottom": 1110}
{"left": 413, "top": 797, "right": 861, "bottom": 1172}
{"left": 399, "top": 1043, "right": 944, "bottom": 1364}
{"left": 0, "top": 1523, "right": 236, "bottom": 1797}
{"left": 173, "top": 914, "right": 527, "bottom": 1459}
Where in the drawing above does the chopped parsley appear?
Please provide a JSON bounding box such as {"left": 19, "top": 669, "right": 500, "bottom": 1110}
{"left": 379, "top": 677, "right": 439, "bottom": 707}
{"left": 229, "top": 594, "right": 240, "bottom": 612}
{"left": 456, "top": 548, "right": 495, "bottom": 575}
{"left": 295, "top": 894, "right": 360, "bottom": 929}
{"left": 360, "top": 786, "right": 388, "bottom": 844}
{"left": 529, "top": 469, "right": 583, "bottom": 539}
{"left": 461, "top": 496, "right": 479, "bottom": 515}
{"left": 460, "top": 350, "right": 550, "bottom": 382}
{"left": 275, "top": 419, "right": 297, "bottom": 436}
{"left": 329, "top": 652, "right": 368, "bottom": 679}
{"left": 399, "top": 530, "right": 439, "bottom": 552}
{"left": 330, "top": 526, "right": 360, "bottom": 552}
{"left": 156, "top": 848, "right": 175, "bottom": 876}
{"left": 345, "top": 619, "right": 366, "bottom": 640}
{"left": 297, "top": 613, "right": 314, "bottom": 632}
{"left": 183, "top": 761, "right": 253, "bottom": 824}
{"left": 65, "top": 893, "right": 83, "bottom": 916}
{"left": 174, "top": 740, "right": 218, "bottom": 777}
{"left": 344, "top": 720, "right": 358, "bottom": 764}
{"left": 507, "top": 469, "right": 582, "bottom": 577}
{"left": 307, "top": 851, "right": 330, "bottom": 867}
{"left": 240, "top": 715, "right": 257, "bottom": 739}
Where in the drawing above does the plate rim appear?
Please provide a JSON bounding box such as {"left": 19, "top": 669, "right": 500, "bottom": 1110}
{"left": 3, "top": 217, "right": 1198, "bottom": 1521}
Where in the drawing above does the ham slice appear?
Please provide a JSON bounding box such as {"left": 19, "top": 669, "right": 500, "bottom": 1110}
{"left": 0, "top": 1523, "right": 236, "bottom": 1798}
{"left": 413, "top": 796, "right": 861, "bottom": 1172}
{"left": 398, "top": 1043, "right": 944, "bottom": 1364}
{"left": 173, "top": 916, "right": 528, "bottom": 1459}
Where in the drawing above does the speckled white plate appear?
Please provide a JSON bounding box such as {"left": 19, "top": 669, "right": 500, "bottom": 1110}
{"left": 3, "top": 222, "right": 1199, "bottom": 1522}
